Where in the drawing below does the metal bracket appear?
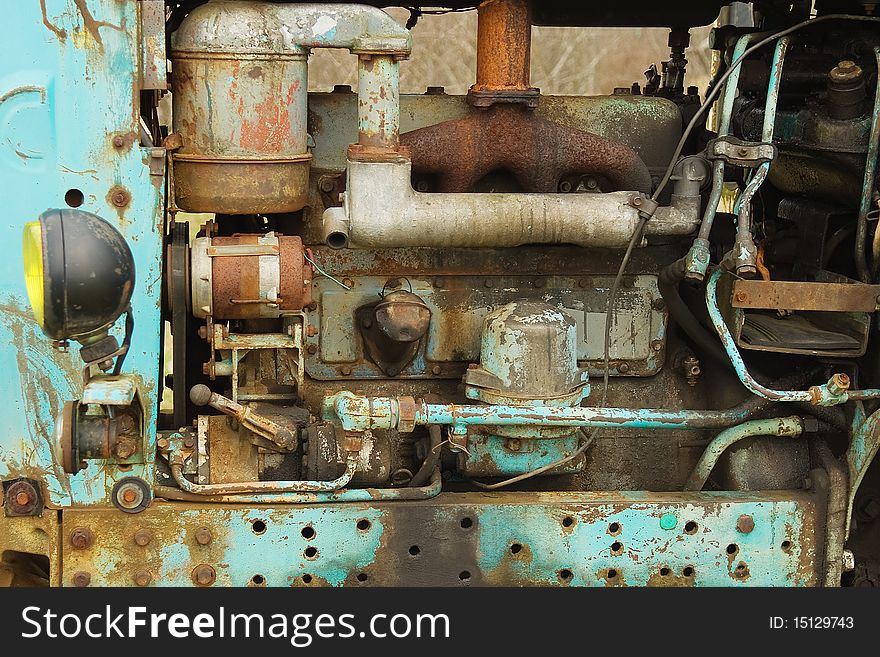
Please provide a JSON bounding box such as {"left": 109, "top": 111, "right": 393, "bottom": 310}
{"left": 710, "top": 137, "right": 776, "bottom": 167}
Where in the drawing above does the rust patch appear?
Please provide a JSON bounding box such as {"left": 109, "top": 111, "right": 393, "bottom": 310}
{"left": 72, "top": 0, "right": 123, "bottom": 51}
{"left": 40, "top": 0, "right": 66, "bottom": 39}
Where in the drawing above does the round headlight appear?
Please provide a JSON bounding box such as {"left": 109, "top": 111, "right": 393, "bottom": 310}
{"left": 22, "top": 209, "right": 135, "bottom": 341}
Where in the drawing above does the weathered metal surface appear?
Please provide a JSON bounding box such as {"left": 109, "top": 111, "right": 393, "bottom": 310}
{"left": 59, "top": 492, "right": 822, "bottom": 586}
{"left": 0, "top": 0, "right": 164, "bottom": 507}
{"left": 0, "top": 509, "right": 59, "bottom": 586}
{"left": 171, "top": 1, "right": 411, "bottom": 213}
{"left": 402, "top": 104, "right": 652, "bottom": 193}
{"left": 468, "top": 0, "right": 539, "bottom": 108}
{"left": 324, "top": 159, "right": 699, "bottom": 249}
{"left": 731, "top": 279, "right": 880, "bottom": 312}
{"left": 307, "top": 274, "right": 667, "bottom": 380}
{"left": 138, "top": 0, "right": 167, "bottom": 91}
{"left": 460, "top": 434, "right": 585, "bottom": 477}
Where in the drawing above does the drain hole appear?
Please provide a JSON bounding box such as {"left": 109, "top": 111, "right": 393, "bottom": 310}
{"left": 301, "top": 574, "right": 313, "bottom": 584}
{"left": 562, "top": 516, "right": 574, "bottom": 528}
{"left": 684, "top": 521, "right": 698, "bottom": 534}
{"left": 459, "top": 570, "right": 471, "bottom": 582}
{"left": 251, "top": 574, "right": 265, "bottom": 585}
{"left": 304, "top": 546, "right": 318, "bottom": 560}
{"left": 356, "top": 519, "right": 371, "bottom": 531}
{"left": 460, "top": 517, "right": 473, "bottom": 529}
{"left": 683, "top": 566, "right": 695, "bottom": 577}
{"left": 510, "top": 543, "right": 523, "bottom": 554}
{"left": 301, "top": 526, "right": 315, "bottom": 540}
{"left": 558, "top": 568, "right": 573, "bottom": 581}
{"left": 610, "top": 541, "right": 623, "bottom": 554}
{"left": 251, "top": 519, "right": 267, "bottom": 535}
{"left": 781, "top": 540, "right": 792, "bottom": 553}
{"left": 409, "top": 545, "right": 421, "bottom": 556}
{"left": 607, "top": 568, "right": 618, "bottom": 579}
{"left": 660, "top": 567, "right": 670, "bottom": 576}
{"left": 726, "top": 543, "right": 739, "bottom": 555}
{"left": 356, "top": 573, "right": 368, "bottom": 583}
{"left": 608, "top": 522, "right": 621, "bottom": 535}
{"left": 65, "top": 189, "right": 84, "bottom": 208}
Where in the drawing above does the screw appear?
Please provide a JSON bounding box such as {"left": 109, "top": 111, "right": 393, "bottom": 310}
{"left": 195, "top": 527, "right": 212, "bottom": 545}
{"left": 69, "top": 527, "right": 94, "bottom": 550}
{"left": 72, "top": 571, "right": 91, "bottom": 587}
{"left": 111, "top": 189, "right": 130, "bottom": 207}
{"left": 306, "top": 344, "right": 318, "bottom": 355}
{"left": 133, "top": 570, "right": 152, "bottom": 587}
{"left": 112, "top": 135, "right": 125, "bottom": 148}
{"left": 736, "top": 514, "right": 755, "bottom": 534}
{"left": 133, "top": 529, "right": 152, "bottom": 546}
{"left": 192, "top": 564, "right": 216, "bottom": 586}
{"left": 431, "top": 365, "right": 442, "bottom": 375}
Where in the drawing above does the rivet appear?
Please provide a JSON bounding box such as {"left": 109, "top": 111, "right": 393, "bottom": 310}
{"left": 431, "top": 365, "right": 442, "bottom": 375}
{"left": 133, "top": 570, "right": 152, "bottom": 587}
{"left": 195, "top": 527, "right": 212, "bottom": 545}
{"left": 736, "top": 514, "right": 755, "bottom": 534}
{"left": 69, "top": 527, "right": 94, "bottom": 550}
{"left": 341, "top": 365, "right": 352, "bottom": 376}
{"left": 133, "top": 529, "right": 152, "bottom": 547}
{"left": 72, "top": 571, "right": 91, "bottom": 587}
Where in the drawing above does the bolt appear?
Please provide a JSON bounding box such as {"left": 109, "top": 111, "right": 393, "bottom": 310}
{"left": 559, "top": 180, "right": 573, "bottom": 193}
{"left": 342, "top": 278, "right": 354, "bottom": 289}
{"left": 737, "top": 147, "right": 749, "bottom": 157}
{"left": 306, "top": 344, "right": 318, "bottom": 355}
{"left": 483, "top": 279, "right": 493, "bottom": 288}
{"left": 651, "top": 340, "right": 663, "bottom": 352}
{"left": 736, "top": 514, "right": 755, "bottom": 534}
{"left": 306, "top": 301, "right": 318, "bottom": 311}
{"left": 415, "top": 179, "right": 430, "bottom": 192}
{"left": 69, "top": 527, "right": 94, "bottom": 550}
{"left": 532, "top": 279, "right": 545, "bottom": 288}
{"left": 156, "top": 437, "right": 169, "bottom": 451}
{"left": 112, "top": 135, "right": 125, "bottom": 148}
{"left": 15, "top": 491, "right": 30, "bottom": 506}
{"left": 118, "top": 415, "right": 135, "bottom": 434}
{"left": 307, "top": 325, "right": 318, "bottom": 337}
{"left": 340, "top": 366, "right": 352, "bottom": 376}
{"left": 618, "top": 363, "right": 630, "bottom": 374}
{"left": 506, "top": 438, "right": 521, "bottom": 452}
{"left": 830, "top": 60, "right": 863, "bottom": 83}
{"left": 432, "top": 277, "right": 445, "bottom": 288}
{"left": 5, "top": 480, "right": 38, "bottom": 514}
{"left": 111, "top": 189, "right": 130, "bottom": 207}
{"left": 318, "top": 177, "right": 336, "bottom": 193}
{"left": 183, "top": 436, "right": 195, "bottom": 449}
{"left": 195, "top": 527, "right": 212, "bottom": 546}
{"left": 121, "top": 488, "right": 138, "bottom": 504}
{"left": 133, "top": 570, "right": 152, "bottom": 587}
{"left": 734, "top": 291, "right": 747, "bottom": 303}
{"left": 133, "top": 529, "right": 152, "bottom": 546}
{"left": 578, "top": 279, "right": 589, "bottom": 288}
{"left": 192, "top": 564, "right": 216, "bottom": 586}
{"left": 72, "top": 571, "right": 91, "bottom": 587}
{"left": 431, "top": 365, "right": 442, "bottom": 375}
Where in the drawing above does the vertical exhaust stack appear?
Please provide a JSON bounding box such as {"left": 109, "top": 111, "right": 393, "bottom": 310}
{"left": 170, "top": 1, "right": 411, "bottom": 215}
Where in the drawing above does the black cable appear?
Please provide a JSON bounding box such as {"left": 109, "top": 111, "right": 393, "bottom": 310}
{"left": 112, "top": 306, "right": 134, "bottom": 376}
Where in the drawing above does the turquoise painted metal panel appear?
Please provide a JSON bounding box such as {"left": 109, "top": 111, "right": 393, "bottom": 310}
{"left": 0, "top": 0, "right": 164, "bottom": 505}
{"left": 61, "top": 492, "right": 820, "bottom": 586}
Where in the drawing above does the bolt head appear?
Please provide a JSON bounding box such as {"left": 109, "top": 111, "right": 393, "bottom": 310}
{"left": 618, "top": 363, "right": 630, "bottom": 374}
{"left": 306, "top": 344, "right": 318, "bottom": 355}
{"left": 736, "top": 514, "right": 755, "bottom": 533}
{"left": 192, "top": 564, "right": 216, "bottom": 586}
{"left": 134, "top": 529, "right": 152, "bottom": 547}
{"left": 69, "top": 527, "right": 94, "bottom": 550}
{"left": 72, "top": 571, "right": 91, "bottom": 587}
{"left": 112, "top": 135, "right": 125, "bottom": 148}
{"left": 133, "top": 570, "right": 152, "bottom": 587}
{"left": 431, "top": 365, "right": 442, "bottom": 375}
{"left": 195, "top": 527, "right": 212, "bottom": 546}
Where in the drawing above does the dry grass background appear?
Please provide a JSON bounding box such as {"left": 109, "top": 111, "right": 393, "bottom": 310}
{"left": 307, "top": 8, "right": 714, "bottom": 95}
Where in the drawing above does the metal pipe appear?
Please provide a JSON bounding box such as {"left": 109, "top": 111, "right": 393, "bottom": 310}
{"left": 325, "top": 159, "right": 700, "bottom": 249}
{"left": 704, "top": 267, "right": 880, "bottom": 405}
{"left": 156, "top": 467, "right": 441, "bottom": 504}
{"left": 473, "top": 0, "right": 531, "bottom": 93}
{"left": 683, "top": 417, "right": 803, "bottom": 491}
{"left": 170, "top": 459, "right": 357, "bottom": 495}
{"left": 855, "top": 46, "right": 880, "bottom": 282}
{"left": 357, "top": 54, "right": 400, "bottom": 150}
{"left": 814, "top": 441, "right": 848, "bottom": 587}
{"left": 326, "top": 391, "right": 795, "bottom": 434}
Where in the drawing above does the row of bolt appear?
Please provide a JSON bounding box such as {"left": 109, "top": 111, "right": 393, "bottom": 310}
{"left": 68, "top": 526, "right": 216, "bottom": 587}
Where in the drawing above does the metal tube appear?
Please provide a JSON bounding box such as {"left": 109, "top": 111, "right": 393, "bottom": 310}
{"left": 357, "top": 54, "right": 400, "bottom": 149}
{"left": 814, "top": 441, "right": 848, "bottom": 587}
{"left": 683, "top": 417, "right": 803, "bottom": 491}
{"left": 327, "top": 391, "right": 788, "bottom": 434}
{"left": 855, "top": 46, "right": 880, "bottom": 282}
{"left": 169, "top": 458, "right": 356, "bottom": 494}
{"left": 762, "top": 37, "right": 791, "bottom": 142}
{"left": 473, "top": 0, "right": 531, "bottom": 92}
{"left": 718, "top": 34, "right": 756, "bottom": 134}
{"left": 157, "top": 467, "right": 441, "bottom": 504}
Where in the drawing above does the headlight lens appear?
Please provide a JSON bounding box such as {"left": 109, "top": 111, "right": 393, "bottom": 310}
{"left": 22, "top": 220, "right": 45, "bottom": 329}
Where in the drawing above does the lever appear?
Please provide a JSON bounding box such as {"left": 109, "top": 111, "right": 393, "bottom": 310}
{"left": 189, "top": 384, "right": 297, "bottom": 449}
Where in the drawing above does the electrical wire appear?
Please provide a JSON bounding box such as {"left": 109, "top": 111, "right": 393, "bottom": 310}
{"left": 471, "top": 13, "right": 880, "bottom": 492}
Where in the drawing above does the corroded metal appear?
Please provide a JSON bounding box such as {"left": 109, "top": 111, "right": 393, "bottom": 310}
{"left": 59, "top": 492, "right": 822, "bottom": 586}
{"left": 402, "top": 104, "right": 653, "bottom": 193}
{"left": 731, "top": 279, "right": 880, "bottom": 312}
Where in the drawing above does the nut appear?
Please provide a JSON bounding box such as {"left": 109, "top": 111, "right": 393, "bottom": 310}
{"left": 192, "top": 564, "right": 216, "bottom": 586}
{"left": 69, "top": 527, "right": 94, "bottom": 550}
{"left": 195, "top": 527, "right": 212, "bottom": 546}
{"left": 736, "top": 514, "right": 755, "bottom": 534}
{"left": 306, "top": 344, "right": 318, "bottom": 355}
{"left": 133, "top": 570, "right": 152, "bottom": 587}
{"left": 72, "top": 571, "right": 91, "bottom": 587}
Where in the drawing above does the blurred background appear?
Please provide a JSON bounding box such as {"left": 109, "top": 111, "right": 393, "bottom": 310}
{"left": 307, "top": 7, "right": 715, "bottom": 95}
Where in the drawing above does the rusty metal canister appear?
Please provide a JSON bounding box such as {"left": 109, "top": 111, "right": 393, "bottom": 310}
{"left": 171, "top": 2, "right": 311, "bottom": 214}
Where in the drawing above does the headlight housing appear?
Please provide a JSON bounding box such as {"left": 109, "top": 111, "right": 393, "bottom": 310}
{"left": 22, "top": 209, "right": 135, "bottom": 342}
